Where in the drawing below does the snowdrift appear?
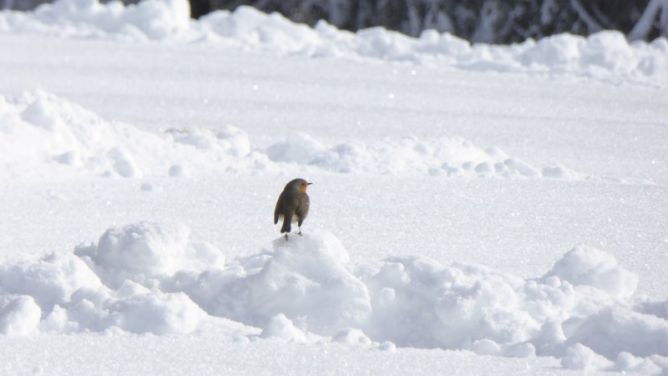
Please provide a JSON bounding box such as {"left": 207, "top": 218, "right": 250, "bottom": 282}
{"left": 266, "top": 132, "right": 583, "bottom": 179}
{"left": 1, "top": 0, "right": 666, "bottom": 85}
{"left": 1, "top": 222, "right": 667, "bottom": 374}
{"left": 0, "top": 90, "right": 254, "bottom": 178}
{"left": 0, "top": 90, "right": 588, "bottom": 180}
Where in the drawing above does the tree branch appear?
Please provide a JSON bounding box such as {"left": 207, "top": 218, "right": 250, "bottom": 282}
{"left": 569, "top": 0, "right": 602, "bottom": 33}
{"left": 629, "top": 0, "right": 663, "bottom": 40}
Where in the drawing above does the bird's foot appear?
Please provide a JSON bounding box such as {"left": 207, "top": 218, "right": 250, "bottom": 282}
{"left": 284, "top": 233, "right": 288, "bottom": 241}
{"left": 298, "top": 229, "right": 303, "bottom": 236}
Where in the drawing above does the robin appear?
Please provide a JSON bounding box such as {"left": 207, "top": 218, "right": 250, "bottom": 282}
{"left": 274, "top": 178, "right": 312, "bottom": 240}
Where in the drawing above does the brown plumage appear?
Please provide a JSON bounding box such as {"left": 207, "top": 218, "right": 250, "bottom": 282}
{"left": 274, "top": 178, "right": 311, "bottom": 239}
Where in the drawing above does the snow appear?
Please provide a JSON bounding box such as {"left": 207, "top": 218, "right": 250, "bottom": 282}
{"left": 265, "top": 131, "right": 584, "bottom": 179}
{"left": 0, "top": 0, "right": 667, "bottom": 374}
{"left": 0, "top": 0, "right": 666, "bottom": 85}
{"left": 0, "top": 0, "right": 191, "bottom": 40}
{"left": 0, "top": 252, "right": 102, "bottom": 310}
{"left": 0, "top": 90, "right": 255, "bottom": 178}
{"left": 75, "top": 222, "right": 225, "bottom": 288}
{"left": 542, "top": 246, "right": 638, "bottom": 299}
{"left": 561, "top": 343, "right": 612, "bottom": 371}
{"left": 0, "top": 90, "right": 595, "bottom": 180}
{"left": 1, "top": 223, "right": 667, "bottom": 373}
{"left": 332, "top": 328, "right": 373, "bottom": 346}
{"left": 0, "top": 295, "right": 41, "bottom": 336}
{"left": 260, "top": 314, "right": 308, "bottom": 342}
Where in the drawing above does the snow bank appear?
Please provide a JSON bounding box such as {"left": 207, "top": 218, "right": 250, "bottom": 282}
{"left": 0, "top": 0, "right": 192, "bottom": 41}
{"left": 1, "top": 222, "right": 667, "bottom": 374}
{"left": 0, "top": 90, "right": 259, "bottom": 178}
{"left": 265, "top": 132, "right": 582, "bottom": 179}
{"left": 0, "top": 90, "right": 589, "bottom": 180}
{"left": 0, "top": 223, "right": 211, "bottom": 334}
{"left": 1, "top": 1, "right": 666, "bottom": 85}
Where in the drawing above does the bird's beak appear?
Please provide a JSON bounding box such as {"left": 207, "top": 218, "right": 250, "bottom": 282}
{"left": 307, "top": 182, "right": 313, "bottom": 185}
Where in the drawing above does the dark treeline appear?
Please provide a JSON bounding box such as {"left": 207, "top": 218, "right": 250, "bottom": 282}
{"left": 3, "top": 0, "right": 667, "bottom": 43}
{"left": 192, "top": 0, "right": 668, "bottom": 43}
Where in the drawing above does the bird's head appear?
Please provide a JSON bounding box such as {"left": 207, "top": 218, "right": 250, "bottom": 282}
{"left": 286, "top": 178, "right": 313, "bottom": 193}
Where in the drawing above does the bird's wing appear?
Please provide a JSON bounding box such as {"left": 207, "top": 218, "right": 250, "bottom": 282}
{"left": 274, "top": 191, "right": 285, "bottom": 224}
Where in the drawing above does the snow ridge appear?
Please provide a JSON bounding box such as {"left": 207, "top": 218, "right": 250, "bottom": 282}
{"left": 0, "top": 90, "right": 596, "bottom": 181}
{"left": 1, "top": 222, "right": 666, "bottom": 375}
{"left": 0, "top": 0, "right": 666, "bottom": 85}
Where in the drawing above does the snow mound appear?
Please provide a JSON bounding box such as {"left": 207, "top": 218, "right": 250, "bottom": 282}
{"left": 265, "top": 132, "right": 581, "bottom": 179}
{"left": 1, "top": 1, "right": 666, "bottom": 85}
{"left": 41, "top": 282, "right": 207, "bottom": 334}
{"left": 1, "top": 222, "right": 667, "bottom": 374}
{"left": 74, "top": 222, "right": 226, "bottom": 289}
{"left": 0, "top": 295, "right": 41, "bottom": 336}
{"left": 543, "top": 245, "right": 638, "bottom": 299}
{"left": 178, "top": 230, "right": 372, "bottom": 335}
{"left": 332, "top": 328, "right": 373, "bottom": 346}
{"left": 561, "top": 343, "right": 612, "bottom": 371}
{"left": 260, "top": 314, "right": 308, "bottom": 342}
{"left": 1, "top": 90, "right": 592, "bottom": 181}
{"left": 567, "top": 308, "right": 668, "bottom": 358}
{"left": 0, "top": 252, "right": 102, "bottom": 310}
{"left": 0, "top": 223, "right": 213, "bottom": 334}
{"left": 0, "top": 0, "right": 192, "bottom": 41}
{"left": 0, "top": 90, "right": 258, "bottom": 178}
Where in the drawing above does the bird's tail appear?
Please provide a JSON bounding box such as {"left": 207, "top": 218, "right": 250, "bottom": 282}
{"left": 280, "top": 216, "right": 291, "bottom": 234}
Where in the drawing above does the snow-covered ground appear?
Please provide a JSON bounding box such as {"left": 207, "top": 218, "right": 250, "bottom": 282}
{"left": 1, "top": 0, "right": 667, "bottom": 374}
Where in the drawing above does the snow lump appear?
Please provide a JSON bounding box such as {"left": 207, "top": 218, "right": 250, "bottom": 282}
{"left": 0, "top": 222, "right": 666, "bottom": 374}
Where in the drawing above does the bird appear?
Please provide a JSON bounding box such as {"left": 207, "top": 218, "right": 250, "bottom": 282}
{"left": 274, "top": 178, "right": 312, "bottom": 240}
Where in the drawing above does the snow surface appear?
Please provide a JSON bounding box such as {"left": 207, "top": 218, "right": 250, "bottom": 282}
{"left": 1, "top": 0, "right": 667, "bottom": 375}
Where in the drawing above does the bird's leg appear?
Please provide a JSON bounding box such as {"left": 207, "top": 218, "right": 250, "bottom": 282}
{"left": 284, "top": 233, "right": 288, "bottom": 241}
{"left": 298, "top": 227, "right": 303, "bottom": 236}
